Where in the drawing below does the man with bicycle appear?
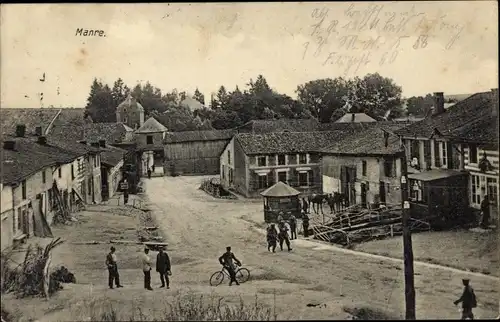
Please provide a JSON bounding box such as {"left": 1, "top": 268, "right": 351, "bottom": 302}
{"left": 218, "top": 246, "right": 242, "bottom": 286}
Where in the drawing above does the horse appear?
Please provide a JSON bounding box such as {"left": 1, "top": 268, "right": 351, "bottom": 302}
{"left": 325, "top": 192, "right": 349, "bottom": 213}
{"left": 308, "top": 194, "right": 329, "bottom": 214}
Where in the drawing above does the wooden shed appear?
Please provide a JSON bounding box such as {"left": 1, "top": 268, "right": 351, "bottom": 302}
{"left": 261, "top": 181, "right": 301, "bottom": 223}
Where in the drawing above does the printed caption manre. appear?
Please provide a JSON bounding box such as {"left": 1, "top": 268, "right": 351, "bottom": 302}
{"left": 75, "top": 28, "right": 106, "bottom": 37}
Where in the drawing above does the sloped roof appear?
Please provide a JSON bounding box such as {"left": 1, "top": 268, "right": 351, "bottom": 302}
{"left": 335, "top": 113, "right": 377, "bottom": 123}
{"left": 408, "top": 169, "right": 466, "bottom": 182}
{"left": 164, "top": 129, "right": 236, "bottom": 143}
{"left": 180, "top": 97, "right": 205, "bottom": 111}
{"left": 319, "top": 123, "right": 407, "bottom": 156}
{"left": 448, "top": 114, "right": 498, "bottom": 145}
{"left": 48, "top": 123, "right": 134, "bottom": 143}
{"left": 237, "top": 119, "right": 320, "bottom": 134}
{"left": 0, "top": 108, "right": 60, "bottom": 137}
{"left": 260, "top": 181, "right": 301, "bottom": 197}
{"left": 1, "top": 136, "right": 82, "bottom": 184}
{"left": 135, "top": 117, "right": 168, "bottom": 134}
{"left": 236, "top": 131, "right": 347, "bottom": 155}
{"left": 117, "top": 94, "right": 144, "bottom": 112}
{"left": 100, "top": 145, "right": 126, "bottom": 167}
{"left": 50, "top": 108, "right": 87, "bottom": 128}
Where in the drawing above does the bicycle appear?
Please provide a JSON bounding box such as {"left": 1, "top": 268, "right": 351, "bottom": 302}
{"left": 209, "top": 264, "right": 250, "bottom": 286}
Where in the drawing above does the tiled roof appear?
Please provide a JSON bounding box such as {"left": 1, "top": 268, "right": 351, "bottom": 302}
{"left": 334, "top": 113, "right": 377, "bottom": 123}
{"left": 100, "top": 145, "right": 126, "bottom": 167}
{"left": 260, "top": 181, "right": 301, "bottom": 197}
{"left": 236, "top": 118, "right": 320, "bottom": 134}
{"left": 136, "top": 117, "right": 168, "bottom": 134}
{"left": 46, "top": 137, "right": 101, "bottom": 156}
{"left": 48, "top": 123, "right": 134, "bottom": 144}
{"left": 395, "top": 91, "right": 493, "bottom": 139}
{"left": 236, "top": 131, "right": 347, "bottom": 155}
{"left": 449, "top": 114, "right": 498, "bottom": 144}
{"left": 319, "top": 123, "right": 407, "bottom": 155}
{"left": 49, "top": 108, "right": 87, "bottom": 129}
{"left": 0, "top": 108, "right": 60, "bottom": 137}
{"left": 1, "top": 136, "right": 80, "bottom": 184}
{"left": 164, "top": 129, "right": 236, "bottom": 143}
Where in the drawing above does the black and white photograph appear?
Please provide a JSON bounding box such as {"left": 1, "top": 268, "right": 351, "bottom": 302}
{"left": 0, "top": 2, "right": 498, "bottom": 321}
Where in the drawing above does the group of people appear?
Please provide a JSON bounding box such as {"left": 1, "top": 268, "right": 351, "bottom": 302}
{"left": 106, "top": 245, "right": 172, "bottom": 291}
{"left": 266, "top": 209, "right": 311, "bottom": 253}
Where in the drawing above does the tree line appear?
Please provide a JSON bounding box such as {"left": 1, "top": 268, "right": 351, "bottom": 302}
{"left": 84, "top": 73, "right": 437, "bottom": 132}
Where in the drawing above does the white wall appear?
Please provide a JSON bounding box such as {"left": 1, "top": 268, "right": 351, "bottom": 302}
{"left": 1, "top": 183, "right": 13, "bottom": 214}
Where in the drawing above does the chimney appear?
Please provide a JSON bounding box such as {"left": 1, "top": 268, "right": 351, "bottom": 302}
{"left": 99, "top": 139, "right": 106, "bottom": 148}
{"left": 351, "top": 113, "right": 356, "bottom": 122}
{"left": 15, "top": 124, "right": 26, "bottom": 137}
{"left": 3, "top": 140, "right": 16, "bottom": 150}
{"left": 35, "top": 126, "right": 43, "bottom": 136}
{"left": 492, "top": 88, "right": 498, "bottom": 117}
{"left": 37, "top": 136, "right": 47, "bottom": 145}
{"left": 432, "top": 92, "right": 445, "bottom": 115}
{"left": 91, "top": 142, "right": 100, "bottom": 148}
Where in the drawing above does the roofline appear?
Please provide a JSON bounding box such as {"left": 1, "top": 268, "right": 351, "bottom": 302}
{"left": 318, "top": 151, "right": 404, "bottom": 157}
{"left": 1, "top": 158, "right": 71, "bottom": 186}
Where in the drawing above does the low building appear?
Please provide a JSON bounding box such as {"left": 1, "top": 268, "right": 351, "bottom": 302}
{"left": 135, "top": 117, "right": 168, "bottom": 175}
{"left": 319, "top": 123, "right": 407, "bottom": 207}
{"left": 97, "top": 140, "right": 126, "bottom": 201}
{"left": 220, "top": 131, "right": 346, "bottom": 198}
{"left": 164, "top": 129, "right": 235, "bottom": 176}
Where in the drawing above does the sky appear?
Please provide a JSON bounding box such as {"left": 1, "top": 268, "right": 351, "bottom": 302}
{"left": 1, "top": 2, "right": 498, "bottom": 109}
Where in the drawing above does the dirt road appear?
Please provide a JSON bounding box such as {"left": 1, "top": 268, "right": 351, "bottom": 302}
{"left": 144, "top": 176, "right": 499, "bottom": 320}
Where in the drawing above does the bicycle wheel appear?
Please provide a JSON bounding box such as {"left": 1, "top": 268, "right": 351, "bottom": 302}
{"left": 235, "top": 268, "right": 250, "bottom": 284}
{"left": 209, "top": 271, "right": 225, "bottom": 286}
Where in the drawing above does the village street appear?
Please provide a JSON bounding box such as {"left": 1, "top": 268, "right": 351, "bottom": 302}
{"left": 143, "top": 176, "right": 499, "bottom": 320}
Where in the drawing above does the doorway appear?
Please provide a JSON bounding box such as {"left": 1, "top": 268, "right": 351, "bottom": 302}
{"left": 360, "top": 183, "right": 367, "bottom": 208}
{"left": 379, "top": 181, "right": 386, "bottom": 204}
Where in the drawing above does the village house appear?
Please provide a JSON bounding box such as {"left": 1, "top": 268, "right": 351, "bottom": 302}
{"left": 319, "top": 123, "right": 407, "bottom": 207}
{"left": 116, "top": 94, "right": 145, "bottom": 130}
{"left": 220, "top": 131, "right": 347, "bottom": 198}
{"left": 164, "top": 129, "right": 236, "bottom": 176}
{"left": 395, "top": 89, "right": 499, "bottom": 223}
{"left": 135, "top": 117, "right": 168, "bottom": 175}
{"left": 94, "top": 140, "right": 127, "bottom": 201}
{"left": 1, "top": 136, "right": 80, "bottom": 248}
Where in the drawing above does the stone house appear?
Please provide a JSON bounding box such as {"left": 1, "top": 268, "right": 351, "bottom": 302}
{"left": 135, "top": 117, "right": 168, "bottom": 175}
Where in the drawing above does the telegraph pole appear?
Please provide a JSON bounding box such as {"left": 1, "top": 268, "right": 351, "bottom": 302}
{"left": 400, "top": 147, "right": 416, "bottom": 320}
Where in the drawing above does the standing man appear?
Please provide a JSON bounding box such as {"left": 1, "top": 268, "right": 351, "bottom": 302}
{"left": 120, "top": 178, "right": 130, "bottom": 205}
{"left": 142, "top": 248, "right": 153, "bottom": 291}
{"left": 302, "top": 213, "right": 310, "bottom": 238}
{"left": 289, "top": 214, "right": 297, "bottom": 240}
{"left": 147, "top": 168, "right": 152, "bottom": 179}
{"left": 218, "top": 246, "right": 242, "bottom": 286}
{"left": 27, "top": 203, "right": 34, "bottom": 237}
{"left": 152, "top": 164, "right": 155, "bottom": 173}
{"left": 266, "top": 224, "right": 278, "bottom": 252}
{"left": 105, "top": 246, "right": 123, "bottom": 289}
{"left": 278, "top": 220, "right": 292, "bottom": 251}
{"left": 156, "top": 247, "right": 171, "bottom": 289}
{"left": 454, "top": 278, "right": 477, "bottom": 320}
{"left": 480, "top": 195, "right": 490, "bottom": 229}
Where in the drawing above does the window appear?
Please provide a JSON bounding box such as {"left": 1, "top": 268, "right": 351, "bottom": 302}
{"left": 441, "top": 142, "right": 447, "bottom": 167}
{"left": 487, "top": 177, "right": 498, "bottom": 206}
{"left": 228, "top": 151, "right": 231, "bottom": 165}
{"left": 433, "top": 140, "right": 441, "bottom": 167}
{"left": 42, "top": 170, "right": 46, "bottom": 184}
{"left": 221, "top": 165, "right": 225, "bottom": 179}
{"left": 410, "top": 140, "right": 420, "bottom": 159}
{"left": 146, "top": 135, "right": 153, "bottom": 145}
{"left": 277, "top": 171, "right": 287, "bottom": 183}
{"left": 470, "top": 175, "right": 481, "bottom": 205}
{"left": 17, "top": 208, "right": 22, "bottom": 232}
{"left": 21, "top": 180, "right": 27, "bottom": 200}
{"left": 277, "top": 154, "right": 286, "bottom": 165}
{"left": 71, "top": 165, "right": 75, "bottom": 180}
{"left": 229, "top": 169, "right": 234, "bottom": 184}
{"left": 298, "top": 153, "right": 307, "bottom": 164}
{"left": 58, "top": 167, "right": 62, "bottom": 178}
{"left": 423, "top": 140, "right": 431, "bottom": 168}
{"left": 469, "top": 144, "right": 478, "bottom": 164}
{"left": 257, "top": 156, "right": 267, "bottom": 167}
{"left": 362, "top": 161, "right": 367, "bottom": 176}
{"left": 383, "top": 159, "right": 395, "bottom": 177}
{"left": 298, "top": 172, "right": 308, "bottom": 186}
{"left": 257, "top": 174, "right": 269, "bottom": 189}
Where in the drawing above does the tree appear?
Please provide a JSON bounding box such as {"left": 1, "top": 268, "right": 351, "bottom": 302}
{"left": 111, "top": 78, "right": 130, "bottom": 110}
{"left": 193, "top": 88, "right": 205, "bottom": 105}
{"left": 406, "top": 94, "right": 434, "bottom": 117}
{"left": 85, "top": 78, "right": 115, "bottom": 122}
{"left": 215, "top": 86, "right": 230, "bottom": 110}
{"left": 296, "top": 78, "right": 349, "bottom": 123}
{"left": 347, "top": 73, "right": 403, "bottom": 119}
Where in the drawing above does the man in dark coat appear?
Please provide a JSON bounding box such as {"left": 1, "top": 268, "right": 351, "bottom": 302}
{"left": 147, "top": 168, "right": 152, "bottom": 179}
{"left": 105, "top": 246, "right": 123, "bottom": 289}
{"left": 480, "top": 195, "right": 490, "bottom": 229}
{"left": 121, "top": 179, "right": 129, "bottom": 205}
{"left": 218, "top": 246, "right": 242, "bottom": 286}
{"left": 278, "top": 220, "right": 292, "bottom": 251}
{"left": 156, "top": 247, "right": 171, "bottom": 289}
{"left": 302, "top": 198, "right": 309, "bottom": 214}
{"left": 289, "top": 214, "right": 297, "bottom": 240}
{"left": 266, "top": 224, "right": 278, "bottom": 252}
{"left": 454, "top": 278, "right": 477, "bottom": 320}
{"left": 302, "top": 213, "right": 310, "bottom": 238}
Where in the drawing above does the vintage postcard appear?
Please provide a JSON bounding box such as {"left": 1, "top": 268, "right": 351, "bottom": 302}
{"left": 0, "top": 2, "right": 498, "bottom": 321}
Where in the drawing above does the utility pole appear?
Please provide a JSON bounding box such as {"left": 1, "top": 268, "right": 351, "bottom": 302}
{"left": 400, "top": 147, "right": 416, "bottom": 320}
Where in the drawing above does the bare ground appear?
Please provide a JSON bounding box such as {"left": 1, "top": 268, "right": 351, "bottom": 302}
{"left": 2, "top": 176, "right": 499, "bottom": 321}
